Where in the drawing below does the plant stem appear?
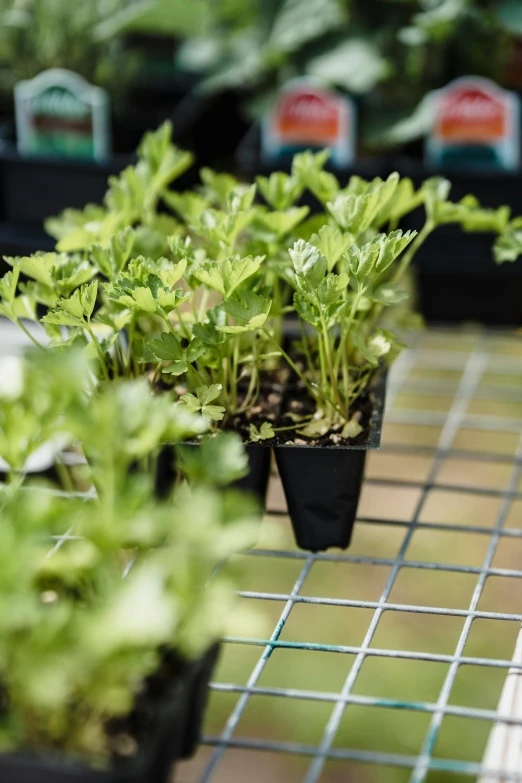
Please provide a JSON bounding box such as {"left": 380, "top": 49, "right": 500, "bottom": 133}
{"left": 14, "top": 318, "right": 46, "bottom": 351}
{"left": 262, "top": 329, "right": 345, "bottom": 418}
{"left": 85, "top": 322, "right": 110, "bottom": 382}
{"left": 320, "top": 311, "right": 342, "bottom": 409}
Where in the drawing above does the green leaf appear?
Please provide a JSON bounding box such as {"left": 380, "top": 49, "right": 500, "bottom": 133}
{"left": 91, "top": 228, "right": 136, "bottom": 279}
{"left": 310, "top": 225, "right": 352, "bottom": 271}
{"left": 218, "top": 293, "right": 272, "bottom": 333}
{"left": 289, "top": 240, "right": 327, "bottom": 286}
{"left": 0, "top": 264, "right": 21, "bottom": 308}
{"left": 351, "top": 329, "right": 392, "bottom": 366}
{"left": 294, "top": 293, "right": 320, "bottom": 328}
{"left": 256, "top": 206, "right": 309, "bottom": 237}
{"left": 5, "top": 253, "right": 55, "bottom": 287}
{"left": 292, "top": 149, "right": 339, "bottom": 204}
{"left": 193, "top": 255, "right": 264, "bottom": 298}
{"left": 297, "top": 416, "right": 330, "bottom": 438}
{"left": 186, "top": 339, "right": 206, "bottom": 363}
{"left": 41, "top": 310, "right": 83, "bottom": 328}
{"left": 374, "top": 177, "right": 424, "bottom": 227}
{"left": 200, "top": 168, "right": 239, "bottom": 206}
{"left": 494, "top": 223, "right": 522, "bottom": 263}
{"left": 422, "top": 177, "right": 452, "bottom": 223}
{"left": 341, "top": 417, "right": 363, "bottom": 439}
{"left": 80, "top": 280, "right": 98, "bottom": 319}
{"left": 434, "top": 195, "right": 511, "bottom": 233}
{"left": 249, "top": 422, "right": 275, "bottom": 443}
{"left": 256, "top": 172, "right": 303, "bottom": 210}
{"left": 371, "top": 284, "right": 410, "bottom": 306}
{"left": 148, "top": 332, "right": 184, "bottom": 362}
{"left": 164, "top": 190, "right": 209, "bottom": 222}
{"left": 176, "top": 432, "right": 248, "bottom": 487}
{"left": 226, "top": 184, "right": 257, "bottom": 214}
{"left": 317, "top": 273, "right": 349, "bottom": 307}
{"left": 130, "top": 286, "right": 157, "bottom": 313}
{"left": 179, "top": 384, "right": 226, "bottom": 421}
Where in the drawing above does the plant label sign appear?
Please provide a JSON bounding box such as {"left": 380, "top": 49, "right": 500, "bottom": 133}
{"left": 262, "top": 80, "right": 355, "bottom": 168}
{"left": 426, "top": 77, "right": 520, "bottom": 171}
{"left": 14, "top": 68, "right": 110, "bottom": 162}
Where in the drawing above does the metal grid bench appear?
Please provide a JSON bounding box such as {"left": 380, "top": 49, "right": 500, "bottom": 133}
{"left": 183, "top": 328, "right": 522, "bottom": 783}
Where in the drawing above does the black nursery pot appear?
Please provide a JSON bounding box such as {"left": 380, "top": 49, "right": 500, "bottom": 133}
{"left": 394, "top": 156, "right": 522, "bottom": 325}
{"left": 0, "top": 644, "right": 219, "bottom": 783}
{"left": 274, "top": 371, "right": 387, "bottom": 553}
{"left": 155, "top": 442, "right": 272, "bottom": 508}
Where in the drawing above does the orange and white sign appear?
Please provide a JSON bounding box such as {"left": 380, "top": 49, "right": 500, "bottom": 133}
{"left": 262, "top": 80, "right": 354, "bottom": 168}
{"left": 426, "top": 77, "right": 520, "bottom": 170}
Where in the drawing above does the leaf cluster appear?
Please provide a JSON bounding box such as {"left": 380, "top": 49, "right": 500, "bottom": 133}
{"left": 1, "top": 123, "right": 509, "bottom": 440}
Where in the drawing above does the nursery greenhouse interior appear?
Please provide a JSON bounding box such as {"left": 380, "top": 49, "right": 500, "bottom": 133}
{"left": 1, "top": 2, "right": 522, "bottom": 783}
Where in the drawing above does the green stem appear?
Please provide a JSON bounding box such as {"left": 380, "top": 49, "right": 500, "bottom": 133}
{"left": 54, "top": 455, "right": 74, "bottom": 493}
{"left": 14, "top": 319, "right": 46, "bottom": 351}
{"left": 320, "top": 311, "right": 342, "bottom": 409}
{"left": 262, "top": 329, "right": 345, "bottom": 418}
{"left": 85, "top": 322, "right": 110, "bottom": 382}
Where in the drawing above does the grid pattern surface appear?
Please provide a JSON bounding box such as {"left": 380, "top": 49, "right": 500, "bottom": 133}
{"left": 182, "top": 328, "right": 522, "bottom": 783}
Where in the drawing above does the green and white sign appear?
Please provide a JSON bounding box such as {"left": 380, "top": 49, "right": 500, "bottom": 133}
{"left": 15, "top": 68, "right": 110, "bottom": 162}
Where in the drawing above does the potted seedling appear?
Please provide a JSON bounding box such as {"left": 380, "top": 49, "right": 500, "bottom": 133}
{"left": 0, "top": 123, "right": 510, "bottom": 550}
{"left": 0, "top": 348, "right": 263, "bottom": 780}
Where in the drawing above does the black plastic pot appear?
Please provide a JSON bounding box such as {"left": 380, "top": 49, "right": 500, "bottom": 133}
{"left": 156, "top": 442, "right": 272, "bottom": 508}
{"left": 180, "top": 642, "right": 220, "bottom": 759}
{"left": 274, "top": 371, "right": 386, "bottom": 552}
{"left": 0, "top": 143, "right": 134, "bottom": 228}
{"left": 0, "top": 644, "right": 219, "bottom": 783}
{"left": 395, "top": 156, "right": 522, "bottom": 325}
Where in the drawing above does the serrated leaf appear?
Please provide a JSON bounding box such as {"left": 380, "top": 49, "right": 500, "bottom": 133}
{"left": 5, "top": 253, "right": 55, "bottom": 287}
{"left": 317, "top": 273, "right": 349, "bottom": 307}
{"left": 41, "top": 310, "right": 83, "bottom": 328}
{"left": 249, "top": 422, "right": 275, "bottom": 442}
{"left": 256, "top": 172, "right": 303, "bottom": 210}
{"left": 148, "top": 332, "right": 184, "bottom": 361}
{"left": 294, "top": 293, "right": 320, "bottom": 328}
{"left": 131, "top": 287, "right": 157, "bottom": 313}
{"left": 218, "top": 292, "right": 272, "bottom": 333}
{"left": 193, "top": 255, "right": 264, "bottom": 298}
{"left": 80, "top": 280, "right": 98, "bottom": 319}
{"left": 198, "top": 384, "right": 222, "bottom": 406}
{"left": 0, "top": 264, "right": 21, "bottom": 307}
{"left": 289, "top": 240, "right": 328, "bottom": 286}
{"left": 310, "top": 225, "right": 352, "bottom": 271}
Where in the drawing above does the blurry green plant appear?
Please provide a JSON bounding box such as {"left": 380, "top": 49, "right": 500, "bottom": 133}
{"left": 0, "top": 0, "right": 140, "bottom": 96}
{"left": 173, "top": 0, "right": 520, "bottom": 150}
{"left": 0, "top": 347, "right": 262, "bottom": 763}
{"left": 0, "top": 123, "right": 510, "bottom": 442}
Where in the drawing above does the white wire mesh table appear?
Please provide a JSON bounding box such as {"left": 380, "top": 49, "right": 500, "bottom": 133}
{"left": 180, "top": 327, "right": 522, "bottom": 783}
